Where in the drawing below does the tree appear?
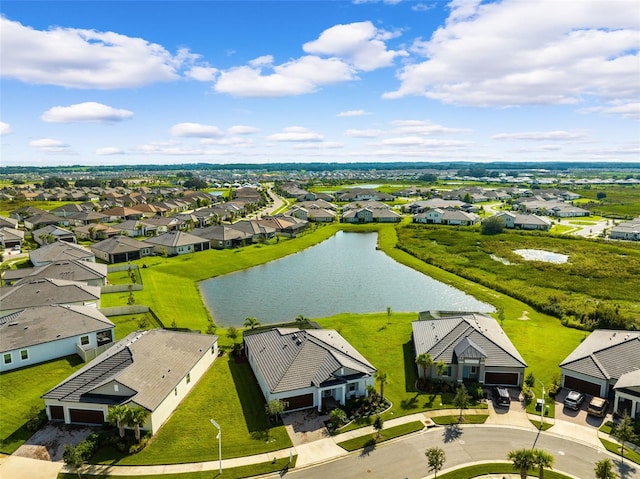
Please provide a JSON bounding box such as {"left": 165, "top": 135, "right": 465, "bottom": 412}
{"left": 594, "top": 458, "right": 619, "bottom": 479}
{"left": 63, "top": 444, "right": 85, "bottom": 479}
{"left": 227, "top": 326, "right": 238, "bottom": 340}
{"left": 415, "top": 353, "right": 433, "bottom": 379}
{"left": 507, "top": 448, "right": 535, "bottom": 479}
{"left": 126, "top": 406, "right": 150, "bottom": 442}
{"left": 533, "top": 449, "right": 554, "bottom": 479}
{"left": 375, "top": 371, "right": 388, "bottom": 399}
{"left": 373, "top": 415, "right": 384, "bottom": 439}
{"left": 329, "top": 408, "right": 347, "bottom": 429}
{"left": 597, "top": 192, "right": 607, "bottom": 200}
{"left": 386, "top": 306, "right": 392, "bottom": 325}
{"left": 481, "top": 215, "right": 505, "bottom": 235}
{"left": 436, "top": 360, "right": 448, "bottom": 379}
{"left": 265, "top": 399, "right": 287, "bottom": 423}
{"left": 244, "top": 317, "right": 260, "bottom": 330}
{"left": 295, "top": 314, "right": 307, "bottom": 326}
{"left": 525, "top": 372, "right": 535, "bottom": 388}
{"left": 453, "top": 384, "right": 470, "bottom": 421}
{"left": 612, "top": 413, "right": 638, "bottom": 463}
{"left": 425, "top": 447, "right": 446, "bottom": 479}
{"left": 107, "top": 405, "right": 129, "bottom": 438}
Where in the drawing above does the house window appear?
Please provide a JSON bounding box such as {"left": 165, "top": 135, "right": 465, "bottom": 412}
{"left": 211, "top": 345, "right": 216, "bottom": 355}
{"left": 186, "top": 373, "right": 191, "bottom": 384}
{"left": 446, "top": 366, "right": 452, "bottom": 377}
{"left": 114, "top": 384, "right": 119, "bottom": 392}
{"left": 470, "top": 366, "right": 477, "bottom": 374}
{"left": 20, "top": 350, "right": 29, "bottom": 361}
{"left": 349, "top": 383, "right": 357, "bottom": 392}
{"left": 80, "top": 336, "right": 89, "bottom": 346}
{"left": 323, "top": 389, "right": 332, "bottom": 398}
{"left": 174, "top": 388, "right": 178, "bottom": 396}
{"left": 3, "top": 353, "right": 12, "bottom": 365}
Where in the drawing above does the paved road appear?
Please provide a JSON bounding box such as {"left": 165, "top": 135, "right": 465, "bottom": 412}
{"left": 277, "top": 426, "right": 638, "bottom": 479}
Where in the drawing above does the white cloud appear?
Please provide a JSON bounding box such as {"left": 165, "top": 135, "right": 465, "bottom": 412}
{"left": 214, "top": 56, "right": 353, "bottom": 97}
{"left": 29, "top": 138, "right": 71, "bottom": 152}
{"left": 293, "top": 141, "right": 344, "bottom": 150}
{"left": 411, "top": 3, "right": 436, "bottom": 12}
{"left": 227, "top": 125, "right": 260, "bottom": 135}
{"left": 96, "top": 147, "right": 125, "bottom": 155}
{"left": 582, "top": 102, "right": 640, "bottom": 120}
{"left": 185, "top": 66, "right": 218, "bottom": 82}
{"left": 344, "top": 128, "right": 385, "bottom": 138}
{"left": 170, "top": 122, "right": 223, "bottom": 138}
{"left": 378, "top": 137, "right": 473, "bottom": 148}
{"left": 0, "top": 121, "right": 11, "bottom": 135}
{"left": 384, "top": 0, "right": 640, "bottom": 112}
{"left": 492, "top": 130, "right": 588, "bottom": 141}
{"left": 337, "top": 109, "right": 370, "bottom": 117}
{"left": 303, "top": 21, "right": 407, "bottom": 71}
{"left": 1, "top": 17, "right": 208, "bottom": 89}
{"left": 391, "top": 119, "right": 470, "bottom": 135}
{"left": 41, "top": 102, "right": 133, "bottom": 123}
{"left": 266, "top": 126, "right": 324, "bottom": 142}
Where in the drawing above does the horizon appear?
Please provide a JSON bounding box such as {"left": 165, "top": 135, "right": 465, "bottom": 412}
{"left": 1, "top": 0, "right": 639, "bottom": 167}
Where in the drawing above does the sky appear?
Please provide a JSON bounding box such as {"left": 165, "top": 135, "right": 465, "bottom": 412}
{"left": 1, "top": 0, "right": 639, "bottom": 167}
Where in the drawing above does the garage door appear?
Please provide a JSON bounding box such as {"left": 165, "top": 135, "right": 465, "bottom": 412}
{"left": 49, "top": 405, "right": 64, "bottom": 421}
{"left": 69, "top": 409, "right": 104, "bottom": 424}
{"left": 284, "top": 393, "right": 314, "bottom": 410}
{"left": 563, "top": 375, "right": 601, "bottom": 396}
{"left": 485, "top": 372, "right": 519, "bottom": 386}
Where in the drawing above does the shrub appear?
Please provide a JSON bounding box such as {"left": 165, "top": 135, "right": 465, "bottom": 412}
{"left": 481, "top": 216, "right": 505, "bottom": 235}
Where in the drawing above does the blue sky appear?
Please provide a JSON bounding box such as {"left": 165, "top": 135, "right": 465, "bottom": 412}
{"left": 1, "top": 0, "right": 639, "bottom": 166}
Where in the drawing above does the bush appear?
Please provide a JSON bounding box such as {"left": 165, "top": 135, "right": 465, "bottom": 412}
{"left": 24, "top": 405, "right": 47, "bottom": 432}
{"left": 481, "top": 216, "right": 505, "bottom": 235}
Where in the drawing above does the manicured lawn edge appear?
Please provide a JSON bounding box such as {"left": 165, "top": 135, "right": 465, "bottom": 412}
{"left": 529, "top": 419, "right": 553, "bottom": 431}
{"left": 59, "top": 456, "right": 296, "bottom": 479}
{"left": 600, "top": 438, "right": 640, "bottom": 465}
{"left": 336, "top": 420, "right": 424, "bottom": 452}
{"left": 437, "top": 462, "right": 572, "bottom": 479}
{"left": 431, "top": 415, "right": 488, "bottom": 425}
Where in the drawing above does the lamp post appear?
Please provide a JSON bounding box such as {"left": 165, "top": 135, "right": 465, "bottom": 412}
{"left": 536, "top": 379, "right": 545, "bottom": 429}
{"left": 210, "top": 418, "right": 222, "bottom": 474}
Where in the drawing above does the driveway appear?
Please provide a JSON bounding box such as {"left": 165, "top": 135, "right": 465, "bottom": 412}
{"left": 554, "top": 388, "right": 609, "bottom": 428}
{"left": 282, "top": 410, "right": 331, "bottom": 446}
{"left": 12, "top": 423, "right": 97, "bottom": 461}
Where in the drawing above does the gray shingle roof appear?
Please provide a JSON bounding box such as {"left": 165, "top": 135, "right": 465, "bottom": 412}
{"left": 90, "top": 236, "right": 153, "bottom": 254}
{"left": 560, "top": 330, "right": 640, "bottom": 381}
{"left": 614, "top": 369, "right": 640, "bottom": 390}
{"left": 43, "top": 330, "right": 218, "bottom": 411}
{"left": 144, "top": 231, "right": 208, "bottom": 247}
{"left": 245, "top": 328, "right": 376, "bottom": 394}
{"left": 0, "top": 304, "right": 114, "bottom": 351}
{"left": 29, "top": 241, "right": 94, "bottom": 265}
{"left": 412, "top": 313, "right": 527, "bottom": 368}
{"left": 6, "top": 260, "right": 107, "bottom": 285}
{"left": 0, "top": 278, "right": 101, "bottom": 310}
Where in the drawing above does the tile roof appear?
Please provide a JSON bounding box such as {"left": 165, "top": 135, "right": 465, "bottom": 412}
{"left": 7, "top": 260, "right": 107, "bottom": 285}
{"left": 43, "top": 330, "right": 218, "bottom": 411}
{"left": 560, "top": 330, "right": 640, "bottom": 381}
{"left": 29, "top": 241, "right": 94, "bottom": 265}
{"left": 144, "top": 231, "right": 208, "bottom": 247}
{"left": 90, "top": 235, "right": 153, "bottom": 254}
{"left": 0, "top": 304, "right": 114, "bottom": 351}
{"left": 614, "top": 369, "right": 640, "bottom": 390}
{"left": 0, "top": 278, "right": 101, "bottom": 310}
{"left": 245, "top": 328, "right": 376, "bottom": 394}
{"left": 412, "top": 313, "right": 526, "bottom": 368}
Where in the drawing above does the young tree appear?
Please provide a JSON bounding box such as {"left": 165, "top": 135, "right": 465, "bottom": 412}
{"left": 63, "top": 444, "right": 85, "bottom": 479}
{"left": 295, "top": 314, "right": 307, "bottom": 326}
{"left": 612, "top": 413, "right": 638, "bottom": 463}
{"left": 415, "top": 353, "right": 434, "bottom": 379}
{"left": 243, "top": 317, "right": 260, "bottom": 330}
{"left": 107, "top": 404, "right": 130, "bottom": 438}
{"left": 126, "top": 406, "right": 150, "bottom": 442}
{"left": 453, "top": 384, "right": 470, "bottom": 421}
{"left": 594, "top": 458, "right": 619, "bottom": 479}
{"left": 265, "top": 399, "right": 287, "bottom": 423}
{"left": 481, "top": 215, "right": 505, "bottom": 235}
{"left": 375, "top": 371, "right": 388, "bottom": 400}
{"left": 386, "top": 306, "right": 392, "bottom": 324}
{"left": 533, "top": 449, "right": 554, "bottom": 479}
{"left": 507, "top": 448, "right": 535, "bottom": 479}
{"left": 436, "top": 361, "right": 448, "bottom": 379}
{"left": 227, "top": 326, "right": 238, "bottom": 340}
{"left": 373, "top": 415, "right": 384, "bottom": 439}
{"left": 425, "top": 447, "right": 446, "bottom": 479}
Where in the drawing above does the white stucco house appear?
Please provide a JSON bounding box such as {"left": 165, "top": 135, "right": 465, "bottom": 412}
{"left": 1, "top": 305, "right": 115, "bottom": 372}
{"left": 613, "top": 370, "right": 640, "bottom": 419}
{"left": 244, "top": 328, "right": 376, "bottom": 412}
{"left": 42, "top": 330, "right": 218, "bottom": 433}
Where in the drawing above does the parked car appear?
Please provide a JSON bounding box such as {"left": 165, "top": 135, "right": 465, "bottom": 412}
{"left": 564, "top": 390, "right": 585, "bottom": 410}
{"left": 494, "top": 387, "right": 511, "bottom": 407}
{"left": 587, "top": 397, "right": 609, "bottom": 417}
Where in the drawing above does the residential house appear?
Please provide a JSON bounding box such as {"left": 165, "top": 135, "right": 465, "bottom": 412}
{"left": 287, "top": 205, "right": 336, "bottom": 223}
{"left": 143, "top": 216, "right": 183, "bottom": 233}
{"left": 42, "top": 330, "right": 218, "bottom": 432}
{"left": 30, "top": 241, "right": 95, "bottom": 267}
{"left": 100, "top": 206, "right": 145, "bottom": 222}
{"left": 610, "top": 217, "right": 640, "bottom": 241}
{"left": 32, "top": 225, "right": 77, "bottom": 245}
{"left": 560, "top": 329, "right": 640, "bottom": 404}
{"left": 412, "top": 313, "right": 527, "bottom": 386}
{"left": 73, "top": 223, "right": 121, "bottom": 241}
{"left": 228, "top": 220, "right": 276, "bottom": 242}
{"left": 244, "top": 328, "right": 376, "bottom": 412}
{"left": 112, "top": 220, "right": 152, "bottom": 237}
{"left": 495, "top": 212, "right": 552, "bottom": 231}
{"left": 9, "top": 206, "right": 47, "bottom": 222}
{"left": 257, "top": 215, "right": 309, "bottom": 237}
{"left": 336, "top": 188, "right": 395, "bottom": 202}
{"left": 50, "top": 203, "right": 85, "bottom": 218}
{"left": 192, "top": 225, "right": 252, "bottom": 249}
{"left": 91, "top": 236, "right": 154, "bottom": 263}
{"left": 613, "top": 369, "right": 640, "bottom": 419}
{"left": 413, "top": 208, "right": 479, "bottom": 226}
{"left": 3, "top": 260, "right": 108, "bottom": 287}
{"left": 0, "top": 227, "right": 24, "bottom": 250}
{"left": 0, "top": 216, "right": 19, "bottom": 229}
{"left": 144, "top": 231, "right": 210, "bottom": 256}
{"left": 0, "top": 305, "right": 115, "bottom": 372}
{"left": 24, "top": 213, "right": 68, "bottom": 230}
{"left": 0, "top": 278, "right": 101, "bottom": 315}
{"left": 67, "top": 210, "right": 109, "bottom": 226}
{"left": 341, "top": 203, "right": 402, "bottom": 223}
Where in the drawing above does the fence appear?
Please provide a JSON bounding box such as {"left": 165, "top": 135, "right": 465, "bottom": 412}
{"left": 100, "top": 305, "right": 150, "bottom": 316}
{"left": 101, "top": 284, "right": 143, "bottom": 293}
{"left": 76, "top": 342, "right": 113, "bottom": 362}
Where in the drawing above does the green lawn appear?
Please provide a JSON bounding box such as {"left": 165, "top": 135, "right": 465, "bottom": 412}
{"left": 431, "top": 415, "right": 488, "bottom": 425}
{"left": 0, "top": 356, "right": 85, "bottom": 454}
{"left": 106, "top": 312, "right": 162, "bottom": 339}
{"left": 92, "top": 355, "right": 291, "bottom": 465}
{"left": 336, "top": 420, "right": 425, "bottom": 452}
{"left": 437, "top": 463, "right": 572, "bottom": 479}
{"left": 600, "top": 439, "right": 640, "bottom": 465}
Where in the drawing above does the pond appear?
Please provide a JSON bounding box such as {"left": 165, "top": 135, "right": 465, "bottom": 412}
{"left": 514, "top": 249, "right": 569, "bottom": 264}
{"left": 200, "top": 231, "right": 493, "bottom": 326}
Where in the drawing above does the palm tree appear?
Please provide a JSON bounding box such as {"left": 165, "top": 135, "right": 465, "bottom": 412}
{"left": 425, "top": 447, "right": 446, "bottom": 479}
{"left": 375, "top": 371, "right": 388, "bottom": 400}
{"left": 126, "top": 405, "right": 150, "bottom": 442}
{"left": 436, "top": 360, "right": 448, "bottom": 379}
{"left": 107, "top": 404, "right": 129, "bottom": 438}
{"left": 415, "top": 353, "right": 433, "bottom": 379}
{"left": 507, "top": 448, "right": 535, "bottom": 479}
{"left": 244, "top": 317, "right": 260, "bottom": 330}
{"left": 295, "top": 314, "right": 307, "bottom": 326}
{"left": 594, "top": 458, "right": 619, "bottom": 479}
{"left": 533, "top": 449, "right": 554, "bottom": 479}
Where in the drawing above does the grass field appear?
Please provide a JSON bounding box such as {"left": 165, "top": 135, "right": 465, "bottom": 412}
{"left": 0, "top": 356, "right": 84, "bottom": 454}
{"left": 336, "top": 420, "right": 425, "bottom": 452}
{"left": 573, "top": 185, "right": 640, "bottom": 218}
{"left": 437, "top": 463, "right": 573, "bottom": 479}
